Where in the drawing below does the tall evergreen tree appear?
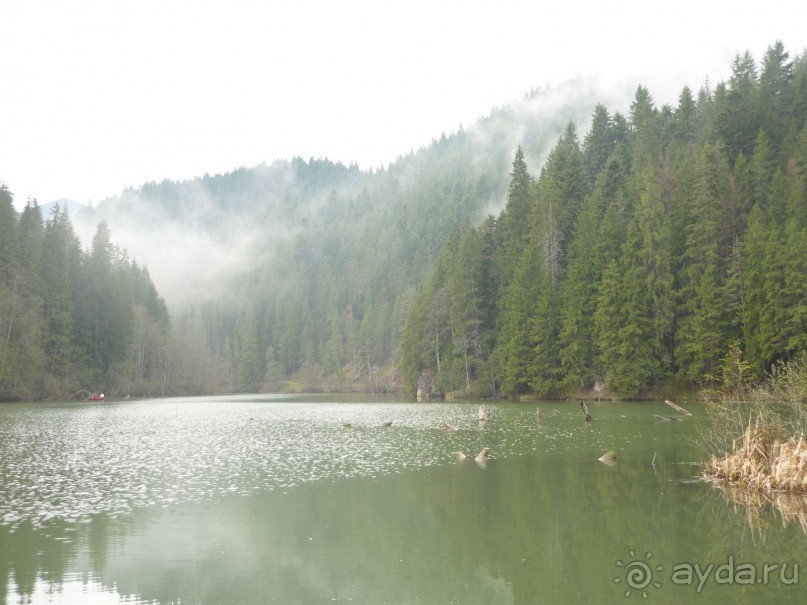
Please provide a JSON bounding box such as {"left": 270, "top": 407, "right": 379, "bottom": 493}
{"left": 721, "top": 51, "right": 761, "bottom": 160}
{"left": 533, "top": 122, "right": 587, "bottom": 283}
{"left": 41, "top": 205, "right": 81, "bottom": 392}
{"left": 674, "top": 86, "right": 698, "bottom": 145}
{"left": 234, "top": 305, "right": 262, "bottom": 391}
{"left": 528, "top": 269, "right": 562, "bottom": 395}
{"left": 558, "top": 191, "right": 601, "bottom": 390}
{"left": 631, "top": 158, "right": 676, "bottom": 373}
{"left": 593, "top": 255, "right": 656, "bottom": 397}
{"left": 17, "top": 200, "right": 44, "bottom": 298}
{"left": 583, "top": 104, "right": 614, "bottom": 183}
{"left": 498, "top": 147, "right": 535, "bottom": 285}
{"left": 675, "top": 143, "right": 731, "bottom": 382}
{"left": 629, "top": 85, "right": 662, "bottom": 170}
{"left": 447, "top": 226, "right": 485, "bottom": 393}
{"left": 496, "top": 243, "right": 540, "bottom": 397}
{"left": 759, "top": 40, "right": 794, "bottom": 148}
{"left": 0, "top": 193, "right": 47, "bottom": 398}
{"left": 0, "top": 185, "right": 18, "bottom": 287}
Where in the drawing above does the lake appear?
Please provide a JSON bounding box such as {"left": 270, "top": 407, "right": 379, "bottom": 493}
{"left": 1, "top": 395, "right": 805, "bottom": 604}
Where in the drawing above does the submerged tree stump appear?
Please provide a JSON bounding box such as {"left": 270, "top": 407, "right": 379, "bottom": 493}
{"left": 598, "top": 451, "right": 616, "bottom": 464}
{"left": 579, "top": 399, "right": 592, "bottom": 421}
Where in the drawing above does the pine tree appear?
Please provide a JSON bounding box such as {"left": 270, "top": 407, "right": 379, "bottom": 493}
{"left": 0, "top": 184, "right": 18, "bottom": 288}
{"left": 399, "top": 291, "right": 429, "bottom": 394}
{"left": 533, "top": 122, "right": 587, "bottom": 284}
{"left": 721, "top": 51, "right": 761, "bottom": 161}
{"left": 41, "top": 205, "right": 81, "bottom": 393}
{"left": 528, "top": 270, "right": 562, "bottom": 395}
{"left": 759, "top": 40, "right": 794, "bottom": 149}
{"left": 782, "top": 127, "right": 807, "bottom": 353}
{"left": 498, "top": 147, "right": 534, "bottom": 286}
{"left": 757, "top": 220, "right": 788, "bottom": 364}
{"left": 675, "top": 143, "right": 731, "bottom": 382}
{"left": 750, "top": 129, "right": 776, "bottom": 212}
{"left": 235, "top": 305, "right": 262, "bottom": 391}
{"left": 0, "top": 192, "right": 47, "bottom": 399}
{"left": 740, "top": 203, "right": 768, "bottom": 373}
{"left": 496, "top": 243, "right": 540, "bottom": 396}
{"left": 77, "top": 222, "right": 136, "bottom": 382}
{"left": 558, "top": 193, "right": 601, "bottom": 390}
{"left": 593, "top": 256, "right": 656, "bottom": 397}
{"left": 17, "top": 200, "right": 44, "bottom": 299}
{"left": 674, "top": 86, "right": 697, "bottom": 145}
{"left": 583, "top": 104, "right": 614, "bottom": 183}
{"left": 631, "top": 159, "right": 676, "bottom": 373}
{"left": 629, "top": 85, "right": 662, "bottom": 170}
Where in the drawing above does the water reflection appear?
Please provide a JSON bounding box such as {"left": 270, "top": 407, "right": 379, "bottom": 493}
{"left": 706, "top": 482, "right": 807, "bottom": 535}
{"left": 1, "top": 397, "right": 805, "bottom": 604}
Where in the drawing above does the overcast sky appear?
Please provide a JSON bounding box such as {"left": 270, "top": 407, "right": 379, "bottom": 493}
{"left": 2, "top": 0, "right": 805, "bottom": 209}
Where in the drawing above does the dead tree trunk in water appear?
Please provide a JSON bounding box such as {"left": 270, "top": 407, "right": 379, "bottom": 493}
{"left": 579, "top": 399, "right": 592, "bottom": 421}
{"left": 664, "top": 399, "right": 692, "bottom": 416}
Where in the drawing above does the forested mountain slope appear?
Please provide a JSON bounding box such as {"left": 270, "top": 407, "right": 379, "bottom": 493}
{"left": 401, "top": 42, "right": 807, "bottom": 399}
{"left": 1, "top": 76, "right": 605, "bottom": 398}
{"left": 55, "top": 78, "right": 606, "bottom": 396}
{"left": 4, "top": 44, "right": 804, "bottom": 401}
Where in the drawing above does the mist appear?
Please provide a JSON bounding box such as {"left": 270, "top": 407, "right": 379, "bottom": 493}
{"left": 71, "top": 162, "right": 318, "bottom": 312}
{"left": 63, "top": 71, "right": 704, "bottom": 315}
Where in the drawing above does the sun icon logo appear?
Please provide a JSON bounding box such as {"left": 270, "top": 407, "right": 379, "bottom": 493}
{"left": 614, "top": 550, "right": 663, "bottom": 598}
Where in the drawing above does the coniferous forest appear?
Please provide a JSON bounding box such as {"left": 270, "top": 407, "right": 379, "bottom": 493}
{"left": 2, "top": 42, "right": 806, "bottom": 401}
{"left": 402, "top": 42, "right": 807, "bottom": 399}
{"left": 0, "top": 197, "right": 172, "bottom": 400}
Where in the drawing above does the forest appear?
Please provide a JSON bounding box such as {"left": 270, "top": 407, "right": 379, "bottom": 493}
{"left": 1, "top": 41, "right": 806, "bottom": 401}
{"left": 401, "top": 41, "right": 807, "bottom": 399}
{"left": 0, "top": 197, "right": 175, "bottom": 399}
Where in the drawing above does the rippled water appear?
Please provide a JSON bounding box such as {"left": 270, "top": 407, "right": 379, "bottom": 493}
{"left": 0, "top": 396, "right": 642, "bottom": 533}
{"left": 1, "top": 396, "right": 805, "bottom": 604}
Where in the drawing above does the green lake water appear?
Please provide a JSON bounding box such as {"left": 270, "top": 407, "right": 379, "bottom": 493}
{"left": 1, "top": 395, "right": 805, "bottom": 604}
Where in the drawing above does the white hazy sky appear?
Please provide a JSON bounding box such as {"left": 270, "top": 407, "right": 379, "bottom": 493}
{"left": 2, "top": 0, "right": 806, "bottom": 209}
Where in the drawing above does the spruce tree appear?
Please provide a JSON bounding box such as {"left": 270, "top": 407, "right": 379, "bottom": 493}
{"left": 675, "top": 143, "right": 730, "bottom": 382}
{"left": 41, "top": 205, "right": 80, "bottom": 393}
{"left": 583, "top": 104, "right": 614, "bottom": 184}
{"left": 496, "top": 243, "right": 540, "bottom": 396}
{"left": 528, "top": 270, "right": 562, "bottom": 395}
{"left": 498, "top": 146, "right": 534, "bottom": 286}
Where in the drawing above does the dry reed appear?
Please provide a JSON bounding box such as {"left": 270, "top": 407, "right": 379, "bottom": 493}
{"left": 701, "top": 353, "right": 807, "bottom": 530}
{"left": 705, "top": 414, "right": 807, "bottom": 493}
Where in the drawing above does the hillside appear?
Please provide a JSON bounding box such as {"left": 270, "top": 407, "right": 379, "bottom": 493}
{"left": 401, "top": 42, "right": 807, "bottom": 399}
{"left": 5, "top": 43, "right": 805, "bottom": 400}
{"left": 62, "top": 77, "right": 615, "bottom": 395}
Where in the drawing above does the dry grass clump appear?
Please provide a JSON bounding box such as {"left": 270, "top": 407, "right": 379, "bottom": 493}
{"left": 705, "top": 415, "right": 807, "bottom": 493}
{"left": 703, "top": 352, "right": 807, "bottom": 490}
{"left": 702, "top": 353, "right": 807, "bottom": 530}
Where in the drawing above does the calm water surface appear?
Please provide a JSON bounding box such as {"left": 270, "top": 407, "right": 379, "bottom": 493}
{"left": 1, "top": 395, "right": 805, "bottom": 604}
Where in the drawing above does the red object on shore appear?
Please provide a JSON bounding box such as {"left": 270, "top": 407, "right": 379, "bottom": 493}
{"left": 86, "top": 393, "right": 105, "bottom": 401}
